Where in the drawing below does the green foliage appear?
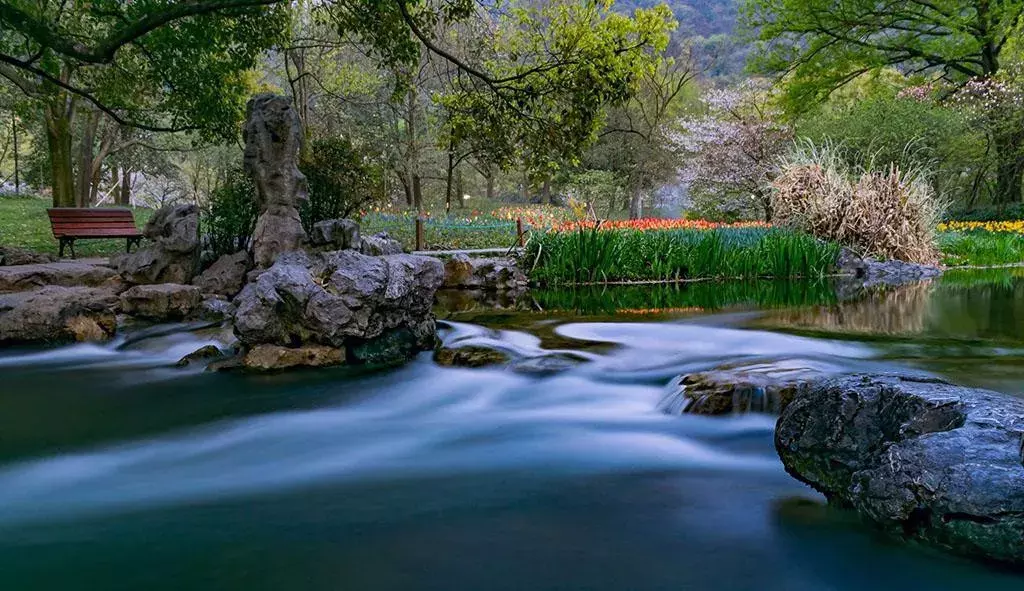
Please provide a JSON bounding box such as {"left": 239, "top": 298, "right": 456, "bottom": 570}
{"left": 796, "top": 90, "right": 983, "bottom": 205}
{"left": 359, "top": 211, "right": 521, "bottom": 251}
{"left": 525, "top": 227, "right": 840, "bottom": 284}
{"left": 945, "top": 203, "right": 1024, "bottom": 222}
{"left": 938, "top": 232, "right": 1024, "bottom": 266}
{"left": 203, "top": 169, "right": 257, "bottom": 258}
{"left": 743, "top": 0, "right": 1021, "bottom": 109}
{"left": 299, "top": 137, "right": 385, "bottom": 232}
{"left": 440, "top": 0, "right": 676, "bottom": 175}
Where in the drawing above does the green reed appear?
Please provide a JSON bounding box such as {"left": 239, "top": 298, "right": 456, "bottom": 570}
{"left": 526, "top": 227, "right": 841, "bottom": 285}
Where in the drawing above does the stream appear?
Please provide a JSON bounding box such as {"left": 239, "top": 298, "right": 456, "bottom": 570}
{"left": 1, "top": 269, "right": 1023, "bottom": 589}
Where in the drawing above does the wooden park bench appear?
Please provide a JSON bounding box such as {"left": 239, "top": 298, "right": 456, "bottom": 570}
{"left": 47, "top": 208, "right": 143, "bottom": 258}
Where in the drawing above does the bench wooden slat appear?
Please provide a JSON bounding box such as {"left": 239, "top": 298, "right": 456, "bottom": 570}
{"left": 46, "top": 207, "right": 144, "bottom": 257}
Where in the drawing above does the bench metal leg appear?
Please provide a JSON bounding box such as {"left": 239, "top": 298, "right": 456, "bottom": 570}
{"left": 58, "top": 238, "right": 75, "bottom": 259}
{"left": 126, "top": 237, "right": 141, "bottom": 253}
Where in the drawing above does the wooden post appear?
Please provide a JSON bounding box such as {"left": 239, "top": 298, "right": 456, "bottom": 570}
{"left": 415, "top": 216, "right": 424, "bottom": 251}
{"left": 516, "top": 218, "right": 525, "bottom": 247}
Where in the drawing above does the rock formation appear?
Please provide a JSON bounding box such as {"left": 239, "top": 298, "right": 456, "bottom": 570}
{"left": 243, "top": 94, "right": 308, "bottom": 268}
{"left": 119, "top": 283, "right": 202, "bottom": 321}
{"left": 776, "top": 374, "right": 1024, "bottom": 566}
{"left": 359, "top": 232, "right": 404, "bottom": 256}
{"left": 0, "top": 246, "right": 56, "bottom": 266}
{"left": 0, "top": 286, "right": 118, "bottom": 343}
{"left": 193, "top": 251, "right": 250, "bottom": 297}
{"left": 115, "top": 204, "right": 200, "bottom": 284}
{"left": 310, "top": 219, "right": 360, "bottom": 251}
{"left": 0, "top": 262, "right": 119, "bottom": 294}
{"left": 233, "top": 249, "right": 443, "bottom": 366}
{"left": 442, "top": 254, "right": 528, "bottom": 291}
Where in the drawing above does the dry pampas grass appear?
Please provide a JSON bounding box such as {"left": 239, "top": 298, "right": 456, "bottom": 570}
{"left": 771, "top": 144, "right": 942, "bottom": 265}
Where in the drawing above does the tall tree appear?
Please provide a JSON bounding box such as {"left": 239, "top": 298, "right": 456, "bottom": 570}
{"left": 0, "top": 0, "right": 287, "bottom": 206}
{"left": 744, "top": 0, "right": 1024, "bottom": 203}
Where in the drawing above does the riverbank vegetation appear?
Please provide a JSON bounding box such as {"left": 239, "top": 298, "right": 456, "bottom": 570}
{"left": 526, "top": 225, "right": 839, "bottom": 285}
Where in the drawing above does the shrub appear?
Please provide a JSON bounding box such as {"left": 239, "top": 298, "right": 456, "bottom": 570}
{"left": 300, "top": 137, "right": 384, "bottom": 232}
{"left": 772, "top": 142, "right": 943, "bottom": 264}
{"left": 203, "top": 168, "right": 258, "bottom": 258}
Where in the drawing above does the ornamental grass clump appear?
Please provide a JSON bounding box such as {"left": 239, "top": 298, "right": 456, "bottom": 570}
{"left": 771, "top": 143, "right": 942, "bottom": 265}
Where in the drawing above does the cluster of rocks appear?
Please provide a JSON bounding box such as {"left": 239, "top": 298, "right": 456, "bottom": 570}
{"left": 0, "top": 94, "right": 450, "bottom": 372}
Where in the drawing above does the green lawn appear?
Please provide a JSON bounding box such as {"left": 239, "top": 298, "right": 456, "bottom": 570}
{"left": 0, "top": 194, "right": 154, "bottom": 258}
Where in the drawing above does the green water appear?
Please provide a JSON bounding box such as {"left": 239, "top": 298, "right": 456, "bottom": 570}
{"left": 0, "top": 269, "right": 1022, "bottom": 590}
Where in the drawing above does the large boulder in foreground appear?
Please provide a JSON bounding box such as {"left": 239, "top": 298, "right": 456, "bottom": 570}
{"left": 233, "top": 250, "right": 443, "bottom": 366}
{"left": 0, "top": 286, "right": 118, "bottom": 343}
{"left": 0, "top": 262, "right": 119, "bottom": 294}
{"left": 114, "top": 204, "right": 200, "bottom": 284}
{"left": 777, "top": 374, "right": 1024, "bottom": 566}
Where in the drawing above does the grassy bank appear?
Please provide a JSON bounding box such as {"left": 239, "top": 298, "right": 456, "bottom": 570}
{"left": 937, "top": 230, "right": 1024, "bottom": 267}
{"left": 526, "top": 225, "right": 841, "bottom": 285}
{"left": 0, "top": 195, "right": 154, "bottom": 258}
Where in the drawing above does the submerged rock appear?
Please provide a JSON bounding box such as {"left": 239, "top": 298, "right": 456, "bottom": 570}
{"left": 434, "top": 345, "right": 510, "bottom": 368}
{"left": 0, "top": 262, "right": 118, "bottom": 294}
{"left": 193, "top": 251, "right": 249, "bottom": 297}
{"left": 661, "top": 367, "right": 812, "bottom": 415}
{"left": 243, "top": 344, "right": 345, "bottom": 371}
{"left": 442, "top": 254, "right": 527, "bottom": 291}
{"left": 776, "top": 374, "right": 1024, "bottom": 566}
{"left": 114, "top": 204, "right": 200, "bottom": 284}
{"left": 0, "top": 286, "right": 118, "bottom": 343}
{"left": 120, "top": 283, "right": 202, "bottom": 321}
{"left": 834, "top": 248, "right": 941, "bottom": 295}
{"left": 175, "top": 345, "right": 226, "bottom": 368}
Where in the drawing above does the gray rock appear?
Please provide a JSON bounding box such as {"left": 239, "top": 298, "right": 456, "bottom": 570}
{"left": 0, "top": 262, "right": 119, "bottom": 294}
{"left": 196, "top": 297, "right": 235, "bottom": 321}
{"left": 359, "top": 232, "right": 404, "bottom": 256}
{"left": 243, "top": 94, "right": 308, "bottom": 267}
{"left": 0, "top": 246, "right": 56, "bottom": 266}
{"left": 834, "top": 248, "right": 941, "bottom": 294}
{"left": 310, "top": 219, "right": 360, "bottom": 250}
{"left": 193, "top": 251, "right": 249, "bottom": 297}
{"left": 776, "top": 374, "right": 1024, "bottom": 566}
{"left": 115, "top": 204, "right": 200, "bottom": 284}
{"left": 120, "top": 283, "right": 202, "bottom": 320}
{"left": 0, "top": 286, "right": 119, "bottom": 343}
{"left": 442, "top": 254, "right": 527, "bottom": 291}
{"left": 233, "top": 250, "right": 443, "bottom": 365}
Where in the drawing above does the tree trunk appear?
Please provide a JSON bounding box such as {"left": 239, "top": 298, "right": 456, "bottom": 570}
{"left": 993, "top": 128, "right": 1024, "bottom": 204}
{"left": 118, "top": 166, "right": 132, "bottom": 206}
{"left": 456, "top": 167, "right": 465, "bottom": 209}
{"left": 542, "top": 179, "right": 552, "bottom": 205}
{"left": 399, "top": 172, "right": 414, "bottom": 206}
{"left": 485, "top": 173, "right": 495, "bottom": 201}
{"left": 76, "top": 110, "right": 99, "bottom": 207}
{"left": 89, "top": 163, "right": 101, "bottom": 206}
{"left": 412, "top": 174, "right": 423, "bottom": 210}
{"left": 628, "top": 190, "right": 643, "bottom": 220}
{"left": 44, "top": 101, "right": 76, "bottom": 208}
{"left": 11, "top": 116, "right": 19, "bottom": 194}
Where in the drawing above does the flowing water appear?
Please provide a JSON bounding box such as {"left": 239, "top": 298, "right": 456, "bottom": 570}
{"left": 2, "top": 270, "right": 1024, "bottom": 590}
